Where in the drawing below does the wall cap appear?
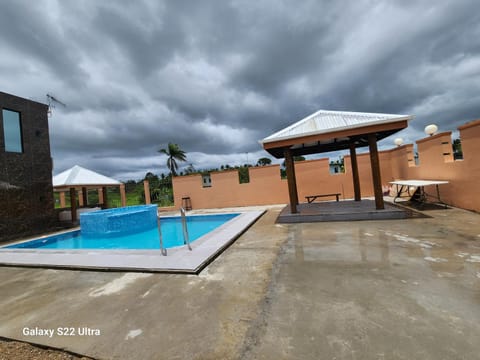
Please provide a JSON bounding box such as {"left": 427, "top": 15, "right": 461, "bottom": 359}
{"left": 382, "top": 144, "right": 414, "bottom": 153}
{"left": 295, "top": 158, "right": 329, "bottom": 165}
{"left": 458, "top": 119, "right": 480, "bottom": 131}
{"left": 249, "top": 164, "right": 281, "bottom": 171}
{"left": 416, "top": 131, "right": 452, "bottom": 145}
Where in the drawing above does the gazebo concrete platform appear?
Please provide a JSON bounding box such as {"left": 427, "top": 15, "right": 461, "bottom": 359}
{"left": 277, "top": 199, "right": 410, "bottom": 223}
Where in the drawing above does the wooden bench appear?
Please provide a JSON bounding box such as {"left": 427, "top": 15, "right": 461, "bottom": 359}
{"left": 305, "top": 193, "right": 341, "bottom": 203}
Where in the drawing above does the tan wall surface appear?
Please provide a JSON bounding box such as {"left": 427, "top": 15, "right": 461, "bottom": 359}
{"left": 384, "top": 121, "right": 480, "bottom": 211}
{"left": 295, "top": 159, "right": 348, "bottom": 200}
{"left": 172, "top": 119, "right": 480, "bottom": 212}
{"left": 173, "top": 166, "right": 289, "bottom": 209}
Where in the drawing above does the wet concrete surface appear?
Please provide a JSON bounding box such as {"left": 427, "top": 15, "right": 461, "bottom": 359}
{"left": 244, "top": 207, "right": 480, "bottom": 360}
{"left": 0, "top": 205, "right": 480, "bottom": 359}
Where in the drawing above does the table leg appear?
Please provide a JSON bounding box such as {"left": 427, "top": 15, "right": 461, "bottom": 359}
{"left": 393, "top": 185, "right": 405, "bottom": 203}
{"left": 435, "top": 184, "right": 448, "bottom": 208}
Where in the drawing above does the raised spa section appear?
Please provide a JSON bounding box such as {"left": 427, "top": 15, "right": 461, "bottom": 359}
{"left": 80, "top": 205, "right": 158, "bottom": 238}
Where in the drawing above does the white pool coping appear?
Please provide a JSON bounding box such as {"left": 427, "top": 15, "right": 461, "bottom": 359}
{"left": 0, "top": 210, "right": 265, "bottom": 274}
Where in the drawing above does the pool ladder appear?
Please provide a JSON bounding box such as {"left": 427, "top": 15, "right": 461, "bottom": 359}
{"left": 180, "top": 207, "right": 192, "bottom": 251}
{"left": 157, "top": 217, "right": 167, "bottom": 256}
{"left": 157, "top": 207, "right": 192, "bottom": 255}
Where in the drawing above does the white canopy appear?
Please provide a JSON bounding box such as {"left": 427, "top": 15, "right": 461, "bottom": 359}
{"left": 261, "top": 109, "right": 412, "bottom": 158}
{"left": 53, "top": 165, "right": 121, "bottom": 188}
{"left": 261, "top": 110, "right": 412, "bottom": 144}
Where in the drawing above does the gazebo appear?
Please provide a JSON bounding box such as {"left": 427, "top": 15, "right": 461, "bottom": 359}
{"left": 53, "top": 165, "right": 126, "bottom": 221}
{"left": 261, "top": 110, "right": 413, "bottom": 214}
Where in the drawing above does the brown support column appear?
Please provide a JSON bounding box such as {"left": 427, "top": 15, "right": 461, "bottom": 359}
{"left": 98, "top": 188, "right": 104, "bottom": 205}
{"left": 69, "top": 187, "right": 77, "bottom": 222}
{"left": 59, "top": 191, "right": 66, "bottom": 208}
{"left": 120, "top": 184, "right": 127, "bottom": 207}
{"left": 78, "top": 189, "right": 84, "bottom": 207}
{"left": 349, "top": 142, "right": 361, "bottom": 201}
{"left": 143, "top": 180, "right": 151, "bottom": 205}
{"left": 284, "top": 148, "right": 299, "bottom": 214}
{"left": 102, "top": 186, "right": 108, "bottom": 209}
{"left": 368, "top": 133, "right": 384, "bottom": 210}
{"left": 82, "top": 187, "right": 88, "bottom": 206}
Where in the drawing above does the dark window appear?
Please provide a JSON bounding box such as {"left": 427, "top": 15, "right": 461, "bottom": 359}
{"left": 202, "top": 174, "right": 211, "bottom": 187}
{"left": 2, "top": 109, "right": 23, "bottom": 153}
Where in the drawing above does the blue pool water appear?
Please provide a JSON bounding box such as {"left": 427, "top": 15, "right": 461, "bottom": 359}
{"left": 6, "top": 213, "right": 239, "bottom": 250}
{"left": 80, "top": 204, "right": 158, "bottom": 238}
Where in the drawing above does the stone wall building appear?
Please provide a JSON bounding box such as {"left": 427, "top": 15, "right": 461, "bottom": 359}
{"left": 0, "top": 91, "right": 55, "bottom": 242}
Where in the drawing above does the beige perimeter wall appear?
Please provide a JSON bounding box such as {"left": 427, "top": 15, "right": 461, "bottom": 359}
{"left": 172, "top": 119, "right": 480, "bottom": 212}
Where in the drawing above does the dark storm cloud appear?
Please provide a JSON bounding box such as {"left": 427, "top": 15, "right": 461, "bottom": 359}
{"left": 0, "top": 1, "right": 89, "bottom": 88}
{"left": 1, "top": 0, "right": 480, "bottom": 180}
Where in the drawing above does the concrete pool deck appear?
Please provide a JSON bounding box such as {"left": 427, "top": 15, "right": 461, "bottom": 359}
{"left": 1, "top": 204, "right": 480, "bottom": 359}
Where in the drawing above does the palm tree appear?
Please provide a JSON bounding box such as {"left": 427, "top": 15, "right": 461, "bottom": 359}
{"left": 159, "top": 143, "right": 187, "bottom": 176}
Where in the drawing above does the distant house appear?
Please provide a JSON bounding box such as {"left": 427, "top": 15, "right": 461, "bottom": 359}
{"left": 0, "top": 91, "right": 55, "bottom": 242}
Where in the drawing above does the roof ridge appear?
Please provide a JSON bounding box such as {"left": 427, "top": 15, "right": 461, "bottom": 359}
{"left": 65, "top": 165, "right": 81, "bottom": 184}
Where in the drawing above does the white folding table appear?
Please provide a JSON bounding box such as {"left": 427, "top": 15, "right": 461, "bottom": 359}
{"left": 390, "top": 180, "right": 449, "bottom": 207}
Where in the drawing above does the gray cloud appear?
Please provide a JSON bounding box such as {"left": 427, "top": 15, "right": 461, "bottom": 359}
{"left": 1, "top": 0, "right": 479, "bottom": 180}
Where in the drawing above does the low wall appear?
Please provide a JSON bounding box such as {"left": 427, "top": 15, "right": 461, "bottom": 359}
{"left": 383, "top": 119, "right": 480, "bottom": 211}
{"left": 173, "top": 156, "right": 383, "bottom": 210}
{"left": 173, "top": 166, "right": 289, "bottom": 209}
{"left": 172, "top": 119, "right": 480, "bottom": 213}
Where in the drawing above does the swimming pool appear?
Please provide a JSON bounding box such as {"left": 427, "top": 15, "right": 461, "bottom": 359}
{"left": 0, "top": 210, "right": 265, "bottom": 272}
{"left": 5, "top": 213, "right": 239, "bottom": 250}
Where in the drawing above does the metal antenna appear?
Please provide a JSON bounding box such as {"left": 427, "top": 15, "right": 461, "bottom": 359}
{"left": 46, "top": 94, "right": 66, "bottom": 117}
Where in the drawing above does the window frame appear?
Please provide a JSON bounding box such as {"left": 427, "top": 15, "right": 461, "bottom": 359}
{"left": 2, "top": 108, "right": 24, "bottom": 153}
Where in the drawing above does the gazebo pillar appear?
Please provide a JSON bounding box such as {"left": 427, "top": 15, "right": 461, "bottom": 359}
{"left": 120, "top": 184, "right": 127, "bottom": 207}
{"left": 284, "top": 148, "right": 299, "bottom": 214}
{"left": 98, "top": 187, "right": 104, "bottom": 205}
{"left": 102, "top": 186, "right": 108, "bottom": 209}
{"left": 78, "top": 189, "right": 84, "bottom": 207}
{"left": 144, "top": 180, "right": 151, "bottom": 205}
{"left": 368, "top": 134, "right": 384, "bottom": 210}
{"left": 69, "top": 187, "right": 77, "bottom": 222}
{"left": 349, "top": 142, "right": 361, "bottom": 201}
{"left": 81, "top": 187, "right": 88, "bottom": 206}
{"left": 59, "top": 191, "right": 66, "bottom": 208}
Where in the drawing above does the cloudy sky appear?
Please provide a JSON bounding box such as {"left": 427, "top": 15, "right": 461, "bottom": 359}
{"left": 1, "top": 0, "right": 480, "bottom": 180}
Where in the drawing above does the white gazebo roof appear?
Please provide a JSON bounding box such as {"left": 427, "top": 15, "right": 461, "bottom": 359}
{"left": 262, "top": 110, "right": 412, "bottom": 144}
{"left": 261, "top": 109, "right": 412, "bottom": 158}
{"left": 53, "top": 165, "right": 121, "bottom": 188}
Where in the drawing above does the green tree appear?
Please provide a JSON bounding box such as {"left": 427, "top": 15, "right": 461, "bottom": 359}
{"left": 238, "top": 166, "right": 250, "bottom": 183}
{"left": 257, "top": 157, "right": 272, "bottom": 166}
{"left": 281, "top": 155, "right": 305, "bottom": 168}
{"left": 452, "top": 138, "right": 463, "bottom": 160}
{"left": 184, "top": 163, "right": 196, "bottom": 174}
{"left": 159, "top": 143, "right": 187, "bottom": 176}
{"left": 144, "top": 172, "right": 158, "bottom": 182}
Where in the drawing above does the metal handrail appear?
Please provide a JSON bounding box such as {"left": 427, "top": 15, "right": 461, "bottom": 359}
{"left": 180, "top": 207, "right": 192, "bottom": 250}
{"left": 157, "top": 216, "right": 167, "bottom": 256}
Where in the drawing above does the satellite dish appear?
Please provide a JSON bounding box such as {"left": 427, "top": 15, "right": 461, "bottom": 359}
{"left": 424, "top": 124, "right": 438, "bottom": 136}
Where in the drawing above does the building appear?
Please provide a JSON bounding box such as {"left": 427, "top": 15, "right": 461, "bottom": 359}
{"left": 0, "top": 91, "right": 55, "bottom": 242}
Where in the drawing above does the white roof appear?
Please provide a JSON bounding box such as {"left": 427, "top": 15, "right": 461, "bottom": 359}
{"left": 53, "top": 165, "right": 121, "bottom": 187}
{"left": 261, "top": 110, "right": 412, "bottom": 143}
